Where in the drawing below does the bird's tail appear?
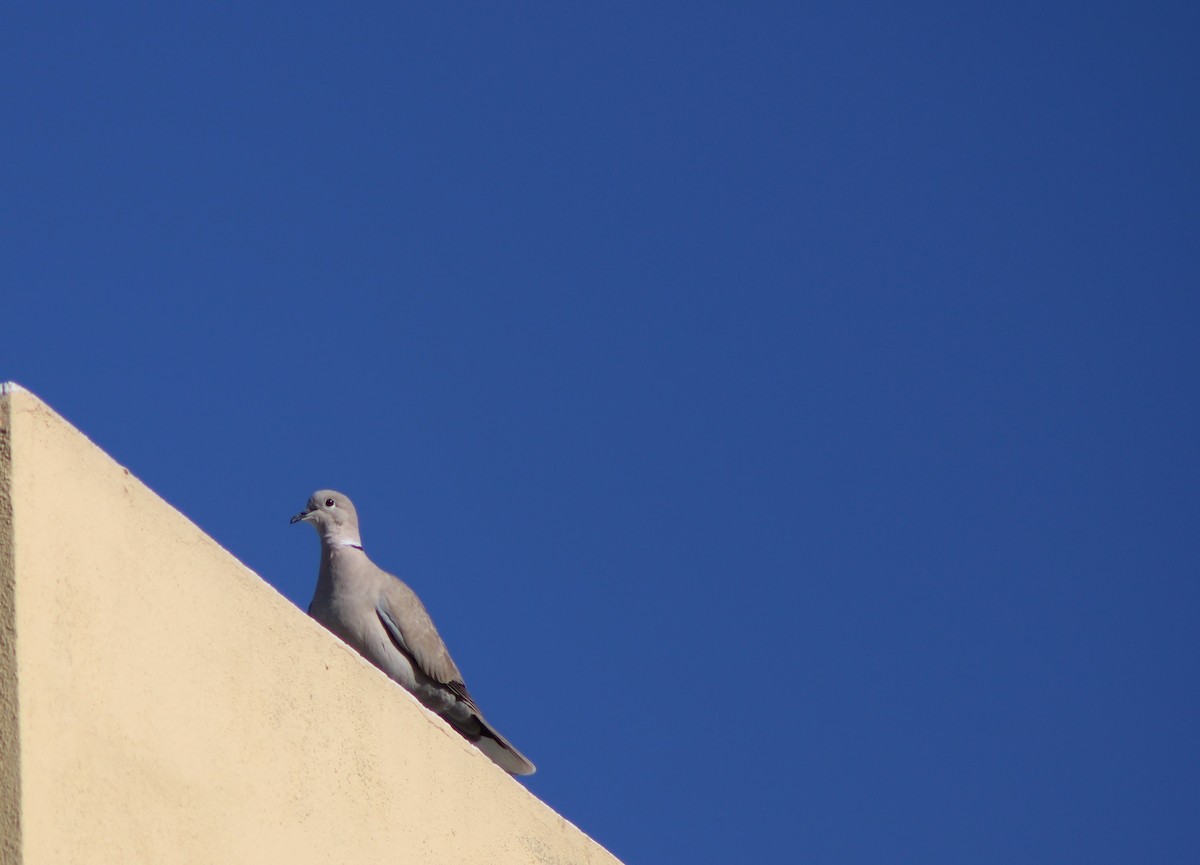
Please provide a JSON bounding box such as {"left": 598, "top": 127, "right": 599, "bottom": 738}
{"left": 463, "top": 715, "right": 536, "bottom": 776}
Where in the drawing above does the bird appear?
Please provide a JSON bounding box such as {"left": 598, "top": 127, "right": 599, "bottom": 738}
{"left": 290, "top": 489, "right": 536, "bottom": 776}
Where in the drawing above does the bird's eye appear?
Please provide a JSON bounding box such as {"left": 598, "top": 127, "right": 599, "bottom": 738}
{"left": 325, "top": 498, "right": 335, "bottom": 508}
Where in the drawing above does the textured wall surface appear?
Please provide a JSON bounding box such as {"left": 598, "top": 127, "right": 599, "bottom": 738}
{"left": 0, "top": 384, "right": 618, "bottom": 865}
{"left": 0, "top": 387, "right": 20, "bottom": 865}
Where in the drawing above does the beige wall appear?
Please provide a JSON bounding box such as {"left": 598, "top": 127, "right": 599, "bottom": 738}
{"left": 0, "top": 384, "right": 620, "bottom": 865}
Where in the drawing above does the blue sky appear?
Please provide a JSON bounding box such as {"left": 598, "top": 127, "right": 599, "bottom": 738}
{"left": 5, "top": 3, "right": 1199, "bottom": 862}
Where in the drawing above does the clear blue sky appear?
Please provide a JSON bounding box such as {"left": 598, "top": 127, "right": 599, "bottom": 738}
{"left": 5, "top": 3, "right": 1199, "bottom": 862}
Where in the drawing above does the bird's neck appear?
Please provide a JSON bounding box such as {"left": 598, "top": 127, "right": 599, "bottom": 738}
{"left": 319, "top": 527, "right": 363, "bottom": 550}
{"left": 322, "top": 542, "right": 363, "bottom": 562}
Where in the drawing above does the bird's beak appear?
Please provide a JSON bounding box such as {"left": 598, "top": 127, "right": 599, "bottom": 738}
{"left": 290, "top": 508, "right": 313, "bottom": 525}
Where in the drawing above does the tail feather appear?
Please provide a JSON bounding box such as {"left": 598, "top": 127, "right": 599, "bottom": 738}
{"left": 453, "top": 714, "right": 536, "bottom": 776}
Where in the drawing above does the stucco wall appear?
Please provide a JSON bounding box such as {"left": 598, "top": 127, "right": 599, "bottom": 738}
{"left": 0, "top": 384, "right": 619, "bottom": 865}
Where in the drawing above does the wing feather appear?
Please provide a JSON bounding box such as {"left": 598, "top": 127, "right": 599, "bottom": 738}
{"left": 375, "top": 581, "right": 467, "bottom": 692}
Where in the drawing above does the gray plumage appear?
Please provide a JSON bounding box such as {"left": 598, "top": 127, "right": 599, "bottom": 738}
{"left": 291, "top": 489, "right": 535, "bottom": 776}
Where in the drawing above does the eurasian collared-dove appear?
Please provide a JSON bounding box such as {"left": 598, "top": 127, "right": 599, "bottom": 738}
{"left": 290, "top": 489, "right": 536, "bottom": 776}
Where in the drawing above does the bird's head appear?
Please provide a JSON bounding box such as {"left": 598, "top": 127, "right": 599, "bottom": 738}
{"left": 290, "top": 489, "right": 362, "bottom": 547}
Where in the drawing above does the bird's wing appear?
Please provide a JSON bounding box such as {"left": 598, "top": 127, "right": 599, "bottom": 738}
{"left": 375, "top": 578, "right": 470, "bottom": 697}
